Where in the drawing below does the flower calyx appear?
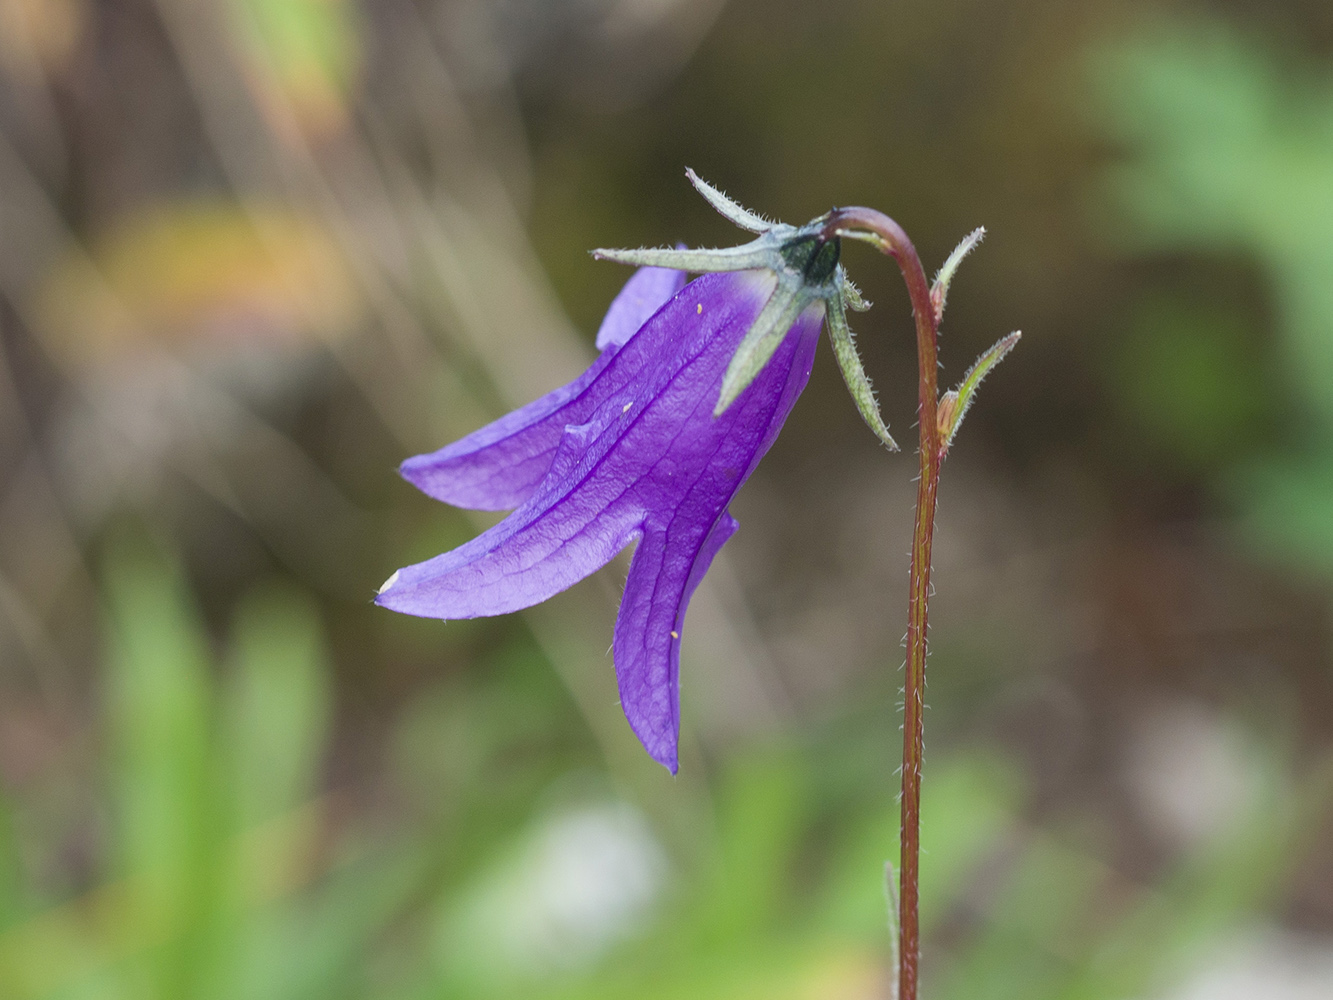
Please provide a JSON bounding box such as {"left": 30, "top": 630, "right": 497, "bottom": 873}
{"left": 595, "top": 170, "right": 898, "bottom": 450}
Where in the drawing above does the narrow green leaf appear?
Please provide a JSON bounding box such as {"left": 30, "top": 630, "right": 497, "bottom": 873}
{"left": 931, "top": 226, "right": 985, "bottom": 323}
{"left": 714, "top": 284, "right": 804, "bottom": 415}
{"left": 939, "top": 331, "right": 1021, "bottom": 450}
{"left": 827, "top": 293, "right": 898, "bottom": 450}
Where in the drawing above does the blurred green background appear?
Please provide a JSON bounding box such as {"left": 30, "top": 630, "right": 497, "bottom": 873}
{"left": 1, "top": 0, "right": 1333, "bottom": 997}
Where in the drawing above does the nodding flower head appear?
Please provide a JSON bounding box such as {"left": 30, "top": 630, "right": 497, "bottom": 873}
{"left": 376, "top": 171, "right": 896, "bottom": 773}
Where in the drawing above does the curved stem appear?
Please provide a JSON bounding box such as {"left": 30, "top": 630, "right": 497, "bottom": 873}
{"left": 826, "top": 207, "right": 941, "bottom": 1000}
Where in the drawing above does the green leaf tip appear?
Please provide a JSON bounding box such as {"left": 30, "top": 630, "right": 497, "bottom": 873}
{"left": 938, "top": 331, "right": 1020, "bottom": 453}
{"left": 931, "top": 226, "right": 986, "bottom": 324}
{"left": 828, "top": 293, "right": 898, "bottom": 450}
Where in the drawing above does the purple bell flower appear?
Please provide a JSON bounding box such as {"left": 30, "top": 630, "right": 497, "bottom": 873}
{"left": 377, "top": 172, "right": 898, "bottom": 772}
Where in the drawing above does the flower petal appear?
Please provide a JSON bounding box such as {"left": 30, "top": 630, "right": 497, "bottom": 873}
{"left": 600, "top": 293, "right": 819, "bottom": 772}
{"left": 399, "top": 265, "right": 686, "bottom": 511}
{"left": 378, "top": 417, "right": 647, "bottom": 618}
{"left": 399, "top": 361, "right": 610, "bottom": 512}
{"left": 595, "top": 264, "right": 687, "bottom": 350}
{"left": 613, "top": 510, "right": 738, "bottom": 774}
{"left": 380, "top": 272, "right": 822, "bottom": 772}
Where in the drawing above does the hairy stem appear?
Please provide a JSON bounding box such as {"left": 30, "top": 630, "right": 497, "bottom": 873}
{"left": 826, "top": 208, "right": 941, "bottom": 1000}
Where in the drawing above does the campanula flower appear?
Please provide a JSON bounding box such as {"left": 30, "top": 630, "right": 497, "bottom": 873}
{"left": 377, "top": 172, "right": 896, "bottom": 772}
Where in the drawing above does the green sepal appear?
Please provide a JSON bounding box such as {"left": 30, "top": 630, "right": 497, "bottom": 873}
{"left": 686, "top": 168, "right": 773, "bottom": 233}
{"left": 938, "top": 331, "right": 1020, "bottom": 451}
{"left": 715, "top": 283, "right": 807, "bottom": 415}
{"left": 593, "top": 241, "right": 775, "bottom": 274}
{"left": 827, "top": 292, "right": 898, "bottom": 450}
{"left": 931, "top": 226, "right": 985, "bottom": 323}
{"left": 841, "top": 270, "right": 872, "bottom": 312}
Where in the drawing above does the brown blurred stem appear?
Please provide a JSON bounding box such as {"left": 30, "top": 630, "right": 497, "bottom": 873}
{"left": 825, "top": 207, "right": 940, "bottom": 1000}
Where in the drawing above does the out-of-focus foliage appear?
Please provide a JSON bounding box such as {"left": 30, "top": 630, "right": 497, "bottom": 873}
{"left": 0, "top": 537, "right": 424, "bottom": 999}
{"left": 1, "top": 1, "right": 1332, "bottom": 999}
{"left": 1091, "top": 15, "right": 1333, "bottom": 572}
{"left": 36, "top": 201, "right": 362, "bottom": 365}
{"left": 1108, "top": 293, "right": 1267, "bottom": 470}
{"left": 0, "top": 564, "right": 1320, "bottom": 1000}
{"left": 228, "top": 0, "right": 362, "bottom": 138}
{"left": 1092, "top": 18, "right": 1333, "bottom": 410}
{"left": 0, "top": 0, "right": 85, "bottom": 78}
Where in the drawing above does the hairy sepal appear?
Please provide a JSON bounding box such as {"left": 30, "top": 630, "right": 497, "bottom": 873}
{"left": 714, "top": 284, "right": 807, "bottom": 415}
{"left": 827, "top": 292, "right": 898, "bottom": 450}
{"left": 594, "top": 243, "right": 776, "bottom": 273}
{"left": 685, "top": 168, "right": 773, "bottom": 233}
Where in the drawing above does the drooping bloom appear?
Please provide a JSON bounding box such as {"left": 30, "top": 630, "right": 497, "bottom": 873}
{"left": 377, "top": 173, "right": 895, "bottom": 772}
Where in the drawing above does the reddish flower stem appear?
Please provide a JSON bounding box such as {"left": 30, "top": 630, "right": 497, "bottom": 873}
{"left": 826, "top": 208, "right": 941, "bottom": 1000}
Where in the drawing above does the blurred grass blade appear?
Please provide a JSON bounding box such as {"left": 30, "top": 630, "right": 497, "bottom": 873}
{"left": 103, "top": 533, "right": 215, "bottom": 895}
{"left": 886, "top": 860, "right": 900, "bottom": 1000}
{"left": 228, "top": 0, "right": 362, "bottom": 139}
{"left": 223, "top": 581, "right": 331, "bottom": 829}
{"left": 700, "top": 752, "right": 811, "bottom": 942}
{"left": 102, "top": 531, "right": 223, "bottom": 995}
{"left": 0, "top": 796, "right": 20, "bottom": 932}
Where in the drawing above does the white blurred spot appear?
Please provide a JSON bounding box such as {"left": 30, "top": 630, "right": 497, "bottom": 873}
{"left": 1121, "top": 700, "right": 1260, "bottom": 849}
{"left": 378, "top": 570, "right": 399, "bottom": 594}
{"left": 1153, "top": 927, "right": 1333, "bottom": 1000}
{"left": 444, "top": 801, "right": 668, "bottom": 979}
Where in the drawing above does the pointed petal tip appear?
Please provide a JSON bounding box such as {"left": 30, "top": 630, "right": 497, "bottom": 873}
{"left": 649, "top": 740, "right": 679, "bottom": 775}
{"left": 621, "top": 701, "right": 680, "bottom": 775}
{"left": 623, "top": 704, "right": 681, "bottom": 774}
{"left": 397, "top": 454, "right": 449, "bottom": 494}
{"left": 397, "top": 460, "right": 431, "bottom": 496}
{"left": 377, "top": 569, "right": 401, "bottom": 596}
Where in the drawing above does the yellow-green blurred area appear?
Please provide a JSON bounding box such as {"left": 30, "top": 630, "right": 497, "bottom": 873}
{"left": 4, "top": 0, "right": 1333, "bottom": 997}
